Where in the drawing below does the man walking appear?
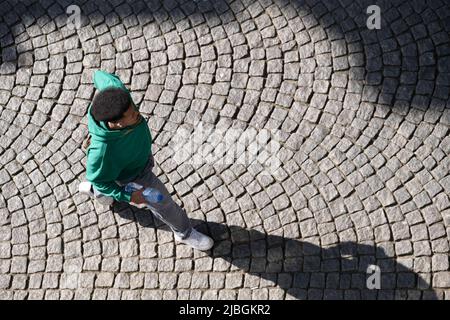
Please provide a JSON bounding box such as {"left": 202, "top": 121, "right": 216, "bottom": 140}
{"left": 79, "top": 70, "right": 213, "bottom": 251}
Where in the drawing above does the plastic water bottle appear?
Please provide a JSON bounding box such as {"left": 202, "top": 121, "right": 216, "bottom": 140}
{"left": 124, "top": 182, "right": 164, "bottom": 204}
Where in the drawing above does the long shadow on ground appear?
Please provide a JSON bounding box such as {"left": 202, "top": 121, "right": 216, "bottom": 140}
{"left": 112, "top": 202, "right": 438, "bottom": 300}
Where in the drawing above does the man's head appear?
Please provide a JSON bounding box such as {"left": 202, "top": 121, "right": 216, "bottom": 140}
{"left": 91, "top": 88, "right": 141, "bottom": 128}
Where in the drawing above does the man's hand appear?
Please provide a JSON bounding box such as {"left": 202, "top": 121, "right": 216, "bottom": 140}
{"left": 130, "top": 189, "right": 147, "bottom": 206}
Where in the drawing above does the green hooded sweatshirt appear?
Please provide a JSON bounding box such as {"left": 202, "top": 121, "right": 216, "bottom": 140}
{"left": 85, "top": 70, "right": 152, "bottom": 203}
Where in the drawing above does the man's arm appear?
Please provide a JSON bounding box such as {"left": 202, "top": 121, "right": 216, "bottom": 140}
{"left": 92, "top": 180, "right": 132, "bottom": 203}
{"left": 85, "top": 144, "right": 132, "bottom": 203}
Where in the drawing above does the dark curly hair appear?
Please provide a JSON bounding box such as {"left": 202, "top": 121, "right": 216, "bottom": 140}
{"left": 90, "top": 88, "right": 131, "bottom": 122}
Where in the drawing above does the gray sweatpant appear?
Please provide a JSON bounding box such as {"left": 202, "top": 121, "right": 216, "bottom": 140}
{"left": 94, "top": 155, "right": 193, "bottom": 239}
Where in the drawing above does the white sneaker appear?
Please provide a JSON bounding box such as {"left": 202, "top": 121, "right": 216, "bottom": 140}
{"left": 78, "top": 181, "right": 114, "bottom": 206}
{"left": 174, "top": 228, "right": 214, "bottom": 251}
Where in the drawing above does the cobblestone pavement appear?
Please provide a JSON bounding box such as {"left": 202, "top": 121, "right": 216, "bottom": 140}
{"left": 0, "top": 0, "right": 449, "bottom": 300}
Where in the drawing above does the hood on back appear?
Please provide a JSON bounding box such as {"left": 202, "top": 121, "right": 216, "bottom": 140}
{"left": 93, "top": 70, "right": 128, "bottom": 92}
{"left": 88, "top": 70, "right": 133, "bottom": 142}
